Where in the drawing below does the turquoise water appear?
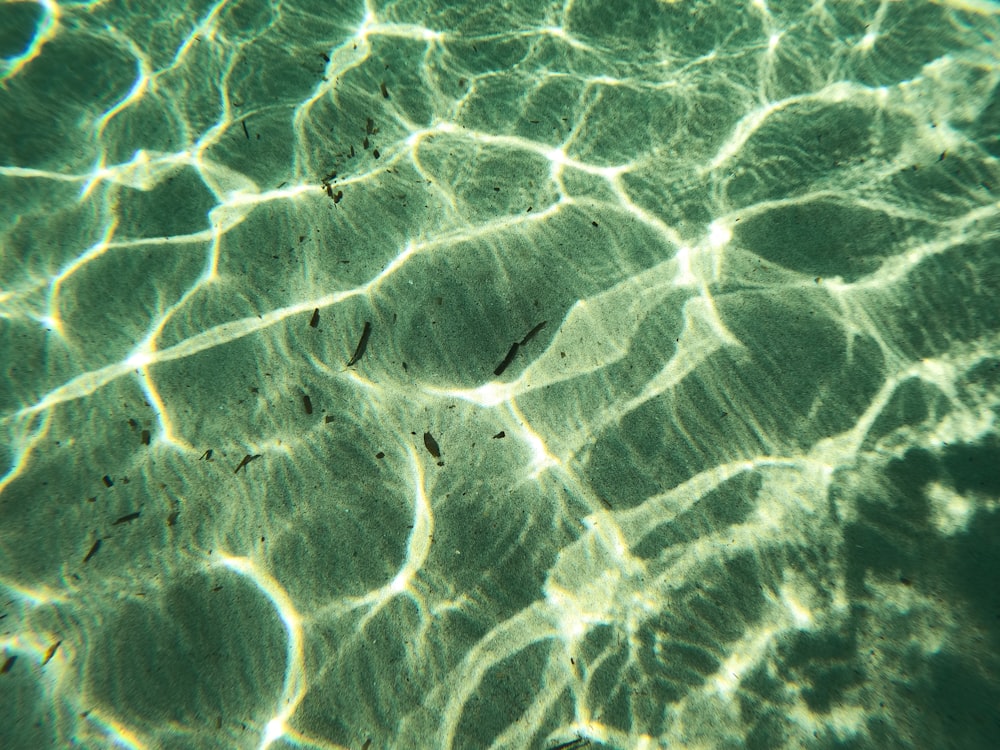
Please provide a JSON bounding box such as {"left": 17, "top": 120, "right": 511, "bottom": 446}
{"left": 1, "top": 1, "right": 999, "bottom": 748}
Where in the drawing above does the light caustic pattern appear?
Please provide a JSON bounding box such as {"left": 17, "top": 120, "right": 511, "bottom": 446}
{"left": 1, "top": 0, "right": 999, "bottom": 748}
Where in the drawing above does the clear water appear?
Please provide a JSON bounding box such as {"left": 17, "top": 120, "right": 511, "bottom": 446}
{"left": 1, "top": 1, "right": 999, "bottom": 748}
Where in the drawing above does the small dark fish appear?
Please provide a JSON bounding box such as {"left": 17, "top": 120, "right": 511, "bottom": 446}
{"left": 83, "top": 539, "right": 101, "bottom": 563}
{"left": 380, "top": 81, "right": 389, "bottom": 99}
{"left": 234, "top": 454, "right": 262, "bottom": 473}
{"left": 200, "top": 449, "right": 213, "bottom": 461}
{"left": 113, "top": 512, "right": 140, "bottom": 525}
{"left": 1, "top": 655, "right": 15, "bottom": 674}
{"left": 41, "top": 641, "right": 61, "bottom": 666}
{"left": 492, "top": 431, "right": 505, "bottom": 439}
{"left": 303, "top": 394, "right": 313, "bottom": 414}
{"left": 549, "top": 737, "right": 589, "bottom": 750}
{"left": 362, "top": 739, "right": 371, "bottom": 750}
{"left": 309, "top": 308, "right": 320, "bottom": 328}
{"left": 520, "top": 321, "right": 547, "bottom": 346}
{"left": 140, "top": 429, "right": 151, "bottom": 445}
{"left": 347, "top": 321, "right": 372, "bottom": 366}
{"left": 494, "top": 321, "right": 548, "bottom": 376}
{"left": 241, "top": 120, "right": 249, "bottom": 139}
{"left": 366, "top": 117, "right": 374, "bottom": 135}
{"left": 493, "top": 342, "right": 519, "bottom": 376}
{"left": 423, "top": 432, "right": 440, "bottom": 459}
{"left": 102, "top": 475, "right": 113, "bottom": 488}
{"left": 334, "top": 190, "right": 343, "bottom": 204}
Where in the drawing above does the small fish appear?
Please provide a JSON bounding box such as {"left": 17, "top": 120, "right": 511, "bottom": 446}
{"left": 112, "top": 512, "right": 140, "bottom": 525}
{"left": 1, "top": 655, "right": 16, "bottom": 674}
{"left": 234, "top": 454, "right": 262, "bottom": 474}
{"left": 549, "top": 737, "right": 589, "bottom": 750}
{"left": 41, "top": 641, "right": 62, "bottom": 666}
{"left": 347, "top": 321, "right": 372, "bottom": 366}
{"left": 493, "top": 342, "right": 519, "bottom": 376}
{"left": 520, "top": 321, "right": 547, "bottom": 346}
{"left": 309, "top": 308, "right": 320, "bottom": 328}
{"left": 423, "top": 432, "right": 440, "bottom": 459}
{"left": 83, "top": 539, "right": 101, "bottom": 563}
